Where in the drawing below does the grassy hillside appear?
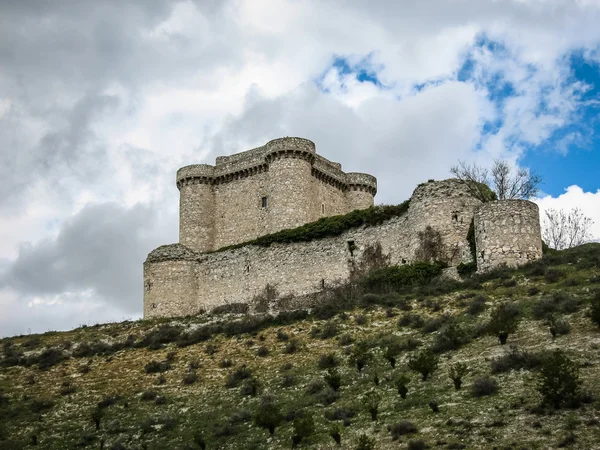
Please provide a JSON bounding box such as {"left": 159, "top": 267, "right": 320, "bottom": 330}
{"left": 1, "top": 244, "right": 600, "bottom": 450}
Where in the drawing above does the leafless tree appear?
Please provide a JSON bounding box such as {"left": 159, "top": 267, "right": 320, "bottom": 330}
{"left": 450, "top": 159, "right": 542, "bottom": 202}
{"left": 542, "top": 208, "right": 594, "bottom": 250}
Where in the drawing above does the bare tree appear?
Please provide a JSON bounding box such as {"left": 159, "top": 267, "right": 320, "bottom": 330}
{"left": 542, "top": 208, "right": 594, "bottom": 250}
{"left": 450, "top": 159, "right": 541, "bottom": 202}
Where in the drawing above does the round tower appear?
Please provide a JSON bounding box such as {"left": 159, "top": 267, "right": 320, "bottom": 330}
{"left": 265, "top": 137, "right": 316, "bottom": 233}
{"left": 346, "top": 173, "right": 377, "bottom": 211}
{"left": 406, "top": 179, "right": 482, "bottom": 264}
{"left": 176, "top": 164, "right": 215, "bottom": 253}
{"left": 474, "top": 200, "right": 542, "bottom": 272}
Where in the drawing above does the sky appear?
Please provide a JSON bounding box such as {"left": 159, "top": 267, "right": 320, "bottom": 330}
{"left": 0, "top": 0, "right": 599, "bottom": 338}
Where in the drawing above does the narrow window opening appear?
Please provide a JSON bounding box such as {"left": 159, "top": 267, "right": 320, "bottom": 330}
{"left": 321, "top": 279, "right": 325, "bottom": 289}
{"left": 321, "top": 203, "right": 325, "bottom": 215}
{"left": 347, "top": 240, "right": 356, "bottom": 257}
{"left": 401, "top": 258, "right": 407, "bottom": 264}
{"left": 245, "top": 264, "right": 250, "bottom": 273}
{"left": 452, "top": 213, "right": 458, "bottom": 222}
{"left": 261, "top": 196, "right": 268, "bottom": 208}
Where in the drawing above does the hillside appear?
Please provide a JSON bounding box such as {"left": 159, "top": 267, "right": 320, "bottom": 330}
{"left": 1, "top": 244, "right": 600, "bottom": 450}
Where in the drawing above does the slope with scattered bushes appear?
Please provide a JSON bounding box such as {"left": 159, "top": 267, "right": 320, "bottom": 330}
{"left": 0, "top": 244, "right": 599, "bottom": 449}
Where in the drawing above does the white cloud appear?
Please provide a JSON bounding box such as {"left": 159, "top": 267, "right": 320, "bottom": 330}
{"left": 534, "top": 185, "right": 600, "bottom": 242}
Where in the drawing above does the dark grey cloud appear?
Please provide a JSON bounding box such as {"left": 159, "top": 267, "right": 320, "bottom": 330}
{"left": 0, "top": 202, "right": 162, "bottom": 313}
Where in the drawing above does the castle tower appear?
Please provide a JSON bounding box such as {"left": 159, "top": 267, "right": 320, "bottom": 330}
{"left": 474, "top": 200, "right": 542, "bottom": 272}
{"left": 176, "top": 164, "right": 216, "bottom": 253}
{"left": 265, "top": 137, "right": 316, "bottom": 233}
{"left": 346, "top": 173, "right": 377, "bottom": 210}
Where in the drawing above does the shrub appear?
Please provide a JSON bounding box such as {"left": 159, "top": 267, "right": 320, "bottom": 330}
{"left": 284, "top": 339, "right": 300, "bottom": 354}
{"left": 355, "top": 433, "right": 376, "bottom": 450}
{"left": 329, "top": 425, "right": 342, "bottom": 445}
{"left": 354, "top": 314, "right": 368, "bottom": 325}
{"left": 432, "top": 321, "right": 470, "bottom": 353}
{"left": 422, "top": 315, "right": 449, "bottom": 334}
{"left": 429, "top": 400, "right": 439, "bottom": 413}
{"left": 35, "top": 348, "right": 66, "bottom": 370}
{"left": 225, "top": 366, "right": 253, "bottom": 388}
{"left": 240, "top": 377, "right": 262, "bottom": 397}
{"left": 219, "top": 358, "right": 233, "bottom": 368}
{"left": 364, "top": 390, "right": 381, "bottom": 421}
{"left": 457, "top": 261, "right": 477, "bottom": 277}
{"left": 361, "top": 261, "right": 448, "bottom": 292}
{"left": 91, "top": 407, "right": 103, "bottom": 430}
{"left": 59, "top": 381, "right": 76, "bottom": 396}
{"left": 324, "top": 368, "right": 342, "bottom": 392}
{"left": 408, "top": 440, "right": 428, "bottom": 450}
{"left": 544, "top": 268, "right": 564, "bottom": 283}
{"left": 398, "top": 313, "right": 425, "bottom": 329}
{"left": 548, "top": 315, "right": 570, "bottom": 338}
{"left": 471, "top": 377, "right": 499, "bottom": 397}
{"left": 487, "top": 302, "right": 520, "bottom": 345}
{"left": 140, "top": 325, "right": 182, "bottom": 349}
{"left": 281, "top": 374, "right": 296, "bottom": 388}
{"left": 467, "top": 295, "right": 487, "bottom": 315}
{"left": 306, "top": 378, "right": 326, "bottom": 395}
{"left": 394, "top": 372, "right": 410, "bottom": 398}
{"left": 141, "top": 390, "right": 158, "bottom": 401}
{"left": 533, "top": 291, "right": 579, "bottom": 320}
{"left": 338, "top": 333, "right": 354, "bottom": 346}
{"left": 448, "top": 362, "right": 469, "bottom": 390}
{"left": 277, "top": 329, "right": 290, "bottom": 341}
{"left": 318, "top": 352, "right": 339, "bottom": 369}
{"left": 528, "top": 286, "right": 541, "bottom": 296}
{"left": 254, "top": 396, "right": 282, "bottom": 436}
{"left": 389, "top": 420, "right": 417, "bottom": 440}
{"left": 320, "top": 321, "right": 340, "bottom": 339}
{"left": 211, "top": 302, "right": 249, "bottom": 315}
{"left": 590, "top": 290, "right": 600, "bottom": 327}
{"left": 182, "top": 370, "right": 198, "bottom": 385}
{"left": 256, "top": 345, "right": 269, "bottom": 357}
{"left": 408, "top": 349, "right": 439, "bottom": 381}
{"left": 325, "top": 406, "right": 356, "bottom": 423}
{"left": 144, "top": 360, "right": 171, "bottom": 374}
{"left": 537, "top": 350, "right": 581, "bottom": 408}
{"left": 292, "top": 411, "right": 315, "bottom": 448}
{"left": 491, "top": 347, "right": 542, "bottom": 373}
{"left": 204, "top": 343, "right": 218, "bottom": 355}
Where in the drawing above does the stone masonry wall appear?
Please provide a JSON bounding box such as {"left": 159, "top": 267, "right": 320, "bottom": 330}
{"left": 144, "top": 179, "right": 486, "bottom": 319}
{"left": 176, "top": 137, "right": 376, "bottom": 253}
{"left": 474, "top": 200, "right": 542, "bottom": 272}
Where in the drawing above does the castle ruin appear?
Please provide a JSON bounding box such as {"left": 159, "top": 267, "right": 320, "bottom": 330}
{"left": 144, "top": 137, "right": 543, "bottom": 319}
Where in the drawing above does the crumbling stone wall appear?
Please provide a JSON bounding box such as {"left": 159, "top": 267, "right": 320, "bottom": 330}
{"left": 143, "top": 179, "right": 494, "bottom": 319}
{"left": 176, "top": 137, "right": 376, "bottom": 253}
{"left": 474, "top": 199, "right": 542, "bottom": 272}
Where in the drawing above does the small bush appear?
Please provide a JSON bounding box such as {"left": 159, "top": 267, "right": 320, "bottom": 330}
{"left": 256, "top": 345, "right": 269, "bottom": 357}
{"left": 254, "top": 396, "right": 282, "bottom": 436}
{"left": 448, "top": 362, "right": 469, "bottom": 390}
{"left": 533, "top": 291, "right": 579, "bottom": 320}
{"left": 338, "top": 333, "right": 354, "bottom": 346}
{"left": 354, "top": 314, "right": 368, "bottom": 326}
{"left": 467, "top": 295, "right": 487, "bottom": 315}
{"left": 292, "top": 411, "right": 315, "bottom": 447}
{"left": 528, "top": 286, "right": 541, "bottom": 296}
{"left": 276, "top": 330, "right": 289, "bottom": 341}
{"left": 491, "top": 347, "right": 542, "bottom": 373}
{"left": 408, "top": 349, "right": 438, "bottom": 381}
{"left": 225, "top": 366, "right": 253, "bottom": 388}
{"left": 356, "top": 433, "right": 376, "bottom": 450}
{"left": 284, "top": 339, "right": 300, "bottom": 354}
{"left": 306, "top": 378, "right": 326, "bottom": 395}
{"left": 389, "top": 420, "right": 417, "bottom": 440}
{"left": 324, "top": 368, "right": 342, "bottom": 392}
{"left": 141, "top": 390, "right": 158, "bottom": 401}
{"left": 432, "top": 321, "right": 470, "bottom": 353}
{"left": 545, "top": 268, "right": 565, "bottom": 283}
{"left": 144, "top": 360, "right": 171, "bottom": 374}
{"left": 325, "top": 406, "right": 356, "bottom": 423}
{"left": 240, "top": 377, "right": 262, "bottom": 397}
{"left": 59, "top": 381, "right": 76, "bottom": 396}
{"left": 219, "top": 358, "right": 233, "bottom": 368}
{"left": 590, "top": 290, "right": 600, "bottom": 327}
{"left": 182, "top": 370, "right": 198, "bottom": 385}
{"left": 318, "top": 352, "right": 339, "bottom": 369}
{"left": 471, "top": 377, "right": 499, "bottom": 397}
{"left": 548, "top": 316, "right": 570, "bottom": 337}
{"left": 398, "top": 313, "right": 425, "bottom": 329}
{"left": 423, "top": 315, "right": 449, "bottom": 334}
{"left": 281, "top": 374, "right": 296, "bottom": 388}
{"left": 394, "top": 372, "right": 410, "bottom": 398}
{"left": 141, "top": 325, "right": 182, "bottom": 350}
{"left": 487, "top": 302, "right": 520, "bottom": 345}
{"left": 35, "top": 348, "right": 66, "bottom": 370}
{"left": 537, "top": 350, "right": 581, "bottom": 408}
{"left": 408, "top": 440, "right": 428, "bottom": 450}
{"left": 320, "top": 321, "right": 340, "bottom": 339}
{"left": 364, "top": 390, "right": 381, "bottom": 421}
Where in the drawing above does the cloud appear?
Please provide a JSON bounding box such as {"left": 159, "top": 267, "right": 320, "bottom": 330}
{"left": 0, "top": 202, "right": 169, "bottom": 317}
{"left": 1, "top": 0, "right": 600, "bottom": 336}
{"left": 534, "top": 185, "right": 600, "bottom": 242}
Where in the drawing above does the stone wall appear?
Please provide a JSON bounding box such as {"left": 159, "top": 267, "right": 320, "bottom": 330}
{"left": 144, "top": 179, "right": 490, "bottom": 319}
{"left": 474, "top": 200, "right": 542, "bottom": 272}
{"left": 176, "top": 137, "right": 376, "bottom": 253}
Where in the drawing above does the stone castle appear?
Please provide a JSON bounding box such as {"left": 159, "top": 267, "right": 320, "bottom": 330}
{"left": 144, "top": 137, "right": 543, "bottom": 319}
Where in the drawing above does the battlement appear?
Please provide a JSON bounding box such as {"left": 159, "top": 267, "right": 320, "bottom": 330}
{"left": 176, "top": 137, "right": 377, "bottom": 253}
{"left": 144, "top": 174, "right": 543, "bottom": 319}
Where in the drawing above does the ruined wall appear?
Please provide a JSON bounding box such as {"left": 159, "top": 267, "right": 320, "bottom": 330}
{"left": 474, "top": 200, "right": 542, "bottom": 272}
{"left": 144, "top": 179, "right": 485, "bottom": 319}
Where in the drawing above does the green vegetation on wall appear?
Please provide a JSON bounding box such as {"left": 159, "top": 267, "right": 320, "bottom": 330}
{"left": 216, "top": 201, "right": 410, "bottom": 252}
